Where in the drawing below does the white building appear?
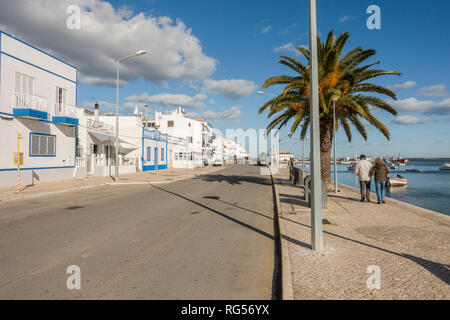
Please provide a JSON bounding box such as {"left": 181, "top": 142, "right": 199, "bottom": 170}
{"left": 278, "top": 150, "right": 293, "bottom": 162}
{"left": 152, "top": 107, "right": 214, "bottom": 168}
{"left": 0, "top": 31, "right": 79, "bottom": 187}
{"left": 76, "top": 107, "right": 168, "bottom": 175}
{"left": 212, "top": 137, "right": 248, "bottom": 164}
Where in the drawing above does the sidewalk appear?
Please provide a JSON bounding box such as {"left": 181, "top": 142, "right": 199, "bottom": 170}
{"left": 0, "top": 166, "right": 227, "bottom": 202}
{"left": 274, "top": 168, "right": 450, "bottom": 300}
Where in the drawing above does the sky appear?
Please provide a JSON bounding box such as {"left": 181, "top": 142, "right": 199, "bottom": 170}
{"left": 1, "top": 0, "right": 449, "bottom": 157}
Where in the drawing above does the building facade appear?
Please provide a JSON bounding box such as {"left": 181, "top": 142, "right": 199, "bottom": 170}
{"left": 0, "top": 31, "right": 79, "bottom": 187}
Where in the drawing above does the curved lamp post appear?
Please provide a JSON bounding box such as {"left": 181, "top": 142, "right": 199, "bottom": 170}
{"left": 115, "top": 50, "right": 147, "bottom": 184}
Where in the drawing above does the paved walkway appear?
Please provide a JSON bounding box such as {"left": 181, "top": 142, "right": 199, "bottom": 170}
{"left": 275, "top": 168, "right": 450, "bottom": 300}
{"left": 0, "top": 166, "right": 227, "bottom": 202}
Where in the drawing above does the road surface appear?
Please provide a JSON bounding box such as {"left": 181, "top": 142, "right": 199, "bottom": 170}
{"left": 0, "top": 165, "right": 276, "bottom": 299}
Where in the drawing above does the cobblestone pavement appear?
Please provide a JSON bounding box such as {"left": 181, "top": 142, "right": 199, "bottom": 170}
{"left": 275, "top": 168, "right": 450, "bottom": 300}
{"left": 0, "top": 166, "right": 228, "bottom": 202}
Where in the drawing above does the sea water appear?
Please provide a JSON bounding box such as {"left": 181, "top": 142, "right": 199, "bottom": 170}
{"left": 299, "top": 161, "right": 450, "bottom": 216}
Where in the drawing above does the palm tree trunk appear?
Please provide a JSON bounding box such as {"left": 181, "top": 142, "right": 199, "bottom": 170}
{"left": 320, "top": 120, "right": 333, "bottom": 183}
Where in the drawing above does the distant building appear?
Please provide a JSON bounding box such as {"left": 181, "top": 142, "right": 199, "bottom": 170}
{"left": 153, "top": 107, "right": 214, "bottom": 168}
{"left": 277, "top": 150, "right": 293, "bottom": 162}
{"left": 0, "top": 31, "right": 79, "bottom": 187}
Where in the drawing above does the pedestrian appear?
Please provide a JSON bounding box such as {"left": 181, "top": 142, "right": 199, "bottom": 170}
{"left": 370, "top": 157, "right": 390, "bottom": 204}
{"left": 354, "top": 154, "right": 373, "bottom": 202}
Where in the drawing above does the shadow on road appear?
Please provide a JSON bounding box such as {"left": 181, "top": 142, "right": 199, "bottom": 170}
{"left": 151, "top": 184, "right": 274, "bottom": 241}
{"left": 195, "top": 174, "right": 272, "bottom": 186}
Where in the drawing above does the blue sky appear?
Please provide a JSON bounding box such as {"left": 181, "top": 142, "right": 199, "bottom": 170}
{"left": 1, "top": 0, "right": 449, "bottom": 157}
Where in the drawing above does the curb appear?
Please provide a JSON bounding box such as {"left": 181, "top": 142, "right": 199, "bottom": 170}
{"left": 270, "top": 170, "right": 295, "bottom": 300}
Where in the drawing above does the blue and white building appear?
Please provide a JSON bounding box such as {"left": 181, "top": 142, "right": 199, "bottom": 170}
{"left": 0, "top": 31, "right": 79, "bottom": 187}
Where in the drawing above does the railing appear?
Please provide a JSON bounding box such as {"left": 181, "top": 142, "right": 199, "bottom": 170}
{"left": 168, "top": 134, "right": 188, "bottom": 145}
{"left": 54, "top": 103, "right": 78, "bottom": 118}
{"left": 13, "top": 92, "right": 48, "bottom": 113}
{"left": 143, "top": 129, "right": 168, "bottom": 142}
{"left": 87, "top": 119, "right": 115, "bottom": 134}
{"left": 76, "top": 157, "right": 86, "bottom": 168}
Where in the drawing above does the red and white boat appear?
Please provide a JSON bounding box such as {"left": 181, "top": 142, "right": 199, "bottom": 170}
{"left": 391, "top": 156, "right": 408, "bottom": 166}
{"left": 388, "top": 175, "right": 408, "bottom": 187}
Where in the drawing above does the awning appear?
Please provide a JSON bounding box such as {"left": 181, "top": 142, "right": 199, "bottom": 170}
{"left": 88, "top": 131, "right": 128, "bottom": 144}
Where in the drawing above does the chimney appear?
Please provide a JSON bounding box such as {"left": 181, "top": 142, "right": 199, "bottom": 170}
{"left": 94, "top": 102, "right": 99, "bottom": 121}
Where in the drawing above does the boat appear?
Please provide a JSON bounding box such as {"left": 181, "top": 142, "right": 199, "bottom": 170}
{"left": 391, "top": 155, "right": 408, "bottom": 166}
{"left": 347, "top": 163, "right": 355, "bottom": 171}
{"left": 388, "top": 174, "right": 408, "bottom": 187}
{"left": 439, "top": 163, "right": 450, "bottom": 170}
{"left": 406, "top": 168, "right": 423, "bottom": 173}
{"left": 387, "top": 161, "right": 397, "bottom": 170}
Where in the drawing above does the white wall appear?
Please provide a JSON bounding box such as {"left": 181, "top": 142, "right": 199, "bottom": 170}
{"left": 0, "top": 32, "right": 77, "bottom": 116}
{"left": 0, "top": 32, "right": 77, "bottom": 187}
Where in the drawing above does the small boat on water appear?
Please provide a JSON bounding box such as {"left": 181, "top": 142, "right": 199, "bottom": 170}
{"left": 406, "top": 168, "right": 424, "bottom": 173}
{"left": 388, "top": 174, "right": 408, "bottom": 187}
{"left": 347, "top": 164, "right": 355, "bottom": 171}
{"left": 439, "top": 163, "right": 450, "bottom": 170}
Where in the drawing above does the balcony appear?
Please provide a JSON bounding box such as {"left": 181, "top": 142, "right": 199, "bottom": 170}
{"left": 52, "top": 103, "right": 79, "bottom": 126}
{"left": 13, "top": 92, "right": 48, "bottom": 120}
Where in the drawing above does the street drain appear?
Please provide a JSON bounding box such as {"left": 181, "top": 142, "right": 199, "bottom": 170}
{"left": 66, "top": 206, "right": 84, "bottom": 210}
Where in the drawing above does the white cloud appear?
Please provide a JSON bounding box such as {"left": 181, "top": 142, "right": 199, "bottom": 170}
{"left": 389, "top": 97, "right": 450, "bottom": 115}
{"left": 279, "top": 23, "right": 296, "bottom": 35}
{"left": 187, "top": 106, "right": 242, "bottom": 122}
{"left": 273, "top": 42, "right": 306, "bottom": 55}
{"left": 339, "top": 15, "right": 351, "bottom": 23}
{"left": 387, "top": 81, "right": 417, "bottom": 91}
{"left": 392, "top": 115, "right": 434, "bottom": 125}
{"left": 0, "top": 0, "right": 217, "bottom": 86}
{"left": 202, "top": 79, "right": 257, "bottom": 99}
{"left": 260, "top": 26, "right": 271, "bottom": 34}
{"left": 126, "top": 93, "right": 207, "bottom": 109}
{"left": 417, "top": 85, "right": 449, "bottom": 97}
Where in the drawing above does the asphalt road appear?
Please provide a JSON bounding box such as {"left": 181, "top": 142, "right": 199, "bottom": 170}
{"left": 0, "top": 165, "right": 276, "bottom": 299}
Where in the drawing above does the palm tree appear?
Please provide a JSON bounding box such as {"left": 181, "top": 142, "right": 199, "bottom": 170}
{"left": 259, "top": 30, "right": 401, "bottom": 183}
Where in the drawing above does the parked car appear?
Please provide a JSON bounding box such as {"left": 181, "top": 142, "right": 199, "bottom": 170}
{"left": 213, "top": 159, "right": 223, "bottom": 166}
{"left": 257, "top": 157, "right": 267, "bottom": 166}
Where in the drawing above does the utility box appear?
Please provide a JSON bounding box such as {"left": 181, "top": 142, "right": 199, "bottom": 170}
{"left": 13, "top": 152, "right": 24, "bottom": 166}
{"left": 304, "top": 175, "right": 327, "bottom": 209}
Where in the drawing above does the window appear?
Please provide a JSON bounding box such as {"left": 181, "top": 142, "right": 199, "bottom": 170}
{"left": 167, "top": 120, "right": 174, "bottom": 127}
{"left": 55, "top": 87, "right": 67, "bottom": 114}
{"left": 30, "top": 133, "right": 56, "bottom": 156}
{"left": 15, "top": 72, "right": 34, "bottom": 94}
{"left": 161, "top": 148, "right": 165, "bottom": 161}
{"left": 147, "top": 147, "right": 151, "bottom": 162}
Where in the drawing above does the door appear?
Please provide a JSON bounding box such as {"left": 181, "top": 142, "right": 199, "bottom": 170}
{"left": 154, "top": 147, "right": 158, "bottom": 169}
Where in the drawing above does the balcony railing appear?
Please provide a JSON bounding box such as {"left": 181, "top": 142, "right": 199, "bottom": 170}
{"left": 87, "top": 119, "right": 115, "bottom": 134}
{"left": 54, "top": 103, "right": 77, "bottom": 119}
{"left": 13, "top": 92, "right": 48, "bottom": 113}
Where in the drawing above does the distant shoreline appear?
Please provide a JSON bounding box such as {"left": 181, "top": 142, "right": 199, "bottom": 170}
{"left": 409, "top": 158, "right": 450, "bottom": 162}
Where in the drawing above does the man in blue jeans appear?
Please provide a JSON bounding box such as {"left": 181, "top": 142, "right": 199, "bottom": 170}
{"left": 354, "top": 154, "right": 373, "bottom": 202}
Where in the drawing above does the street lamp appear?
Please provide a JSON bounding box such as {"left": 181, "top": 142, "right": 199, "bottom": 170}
{"left": 309, "top": 0, "right": 323, "bottom": 252}
{"left": 115, "top": 50, "right": 147, "bottom": 184}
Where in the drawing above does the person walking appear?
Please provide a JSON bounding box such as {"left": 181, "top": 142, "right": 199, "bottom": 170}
{"left": 354, "top": 154, "right": 373, "bottom": 202}
{"left": 370, "top": 157, "right": 390, "bottom": 204}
